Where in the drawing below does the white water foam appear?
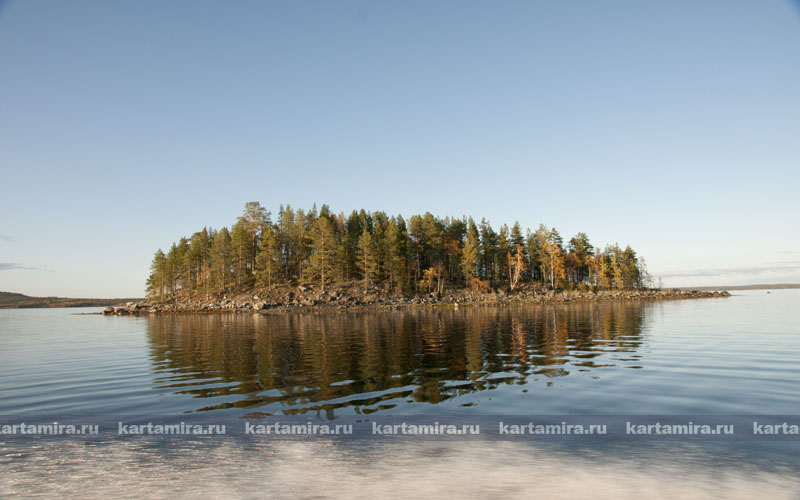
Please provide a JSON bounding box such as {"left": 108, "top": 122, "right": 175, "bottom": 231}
{"left": 2, "top": 440, "right": 799, "bottom": 499}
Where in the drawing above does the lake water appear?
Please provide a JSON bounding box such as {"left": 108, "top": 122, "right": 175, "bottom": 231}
{"left": 2, "top": 290, "right": 799, "bottom": 498}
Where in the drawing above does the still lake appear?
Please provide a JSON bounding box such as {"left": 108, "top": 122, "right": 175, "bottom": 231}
{"left": 1, "top": 290, "right": 798, "bottom": 416}
{"left": 2, "top": 290, "right": 800, "bottom": 499}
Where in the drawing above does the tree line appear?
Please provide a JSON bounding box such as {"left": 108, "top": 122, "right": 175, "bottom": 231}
{"left": 146, "top": 202, "right": 650, "bottom": 298}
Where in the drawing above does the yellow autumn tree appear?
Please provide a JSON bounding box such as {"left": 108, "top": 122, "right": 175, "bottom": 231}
{"left": 542, "top": 240, "right": 565, "bottom": 288}
{"left": 507, "top": 244, "right": 526, "bottom": 291}
{"left": 419, "top": 267, "right": 440, "bottom": 293}
{"left": 585, "top": 252, "right": 600, "bottom": 290}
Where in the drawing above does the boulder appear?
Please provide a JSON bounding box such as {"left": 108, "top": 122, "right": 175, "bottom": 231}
{"left": 102, "top": 306, "right": 115, "bottom": 315}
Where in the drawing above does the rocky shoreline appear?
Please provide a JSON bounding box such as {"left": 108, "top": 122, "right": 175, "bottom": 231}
{"left": 101, "top": 285, "right": 731, "bottom": 315}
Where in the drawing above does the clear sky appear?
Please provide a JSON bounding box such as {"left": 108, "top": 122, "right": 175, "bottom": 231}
{"left": 1, "top": 0, "right": 799, "bottom": 297}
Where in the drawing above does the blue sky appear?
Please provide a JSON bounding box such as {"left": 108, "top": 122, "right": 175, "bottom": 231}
{"left": 1, "top": 0, "right": 799, "bottom": 297}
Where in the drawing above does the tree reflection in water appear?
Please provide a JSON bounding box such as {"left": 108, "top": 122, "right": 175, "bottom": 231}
{"left": 146, "top": 302, "right": 647, "bottom": 415}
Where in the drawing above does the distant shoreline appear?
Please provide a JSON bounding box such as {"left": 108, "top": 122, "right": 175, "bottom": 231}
{"left": 0, "top": 292, "right": 143, "bottom": 309}
{"left": 6, "top": 283, "right": 792, "bottom": 311}
{"left": 678, "top": 283, "right": 800, "bottom": 291}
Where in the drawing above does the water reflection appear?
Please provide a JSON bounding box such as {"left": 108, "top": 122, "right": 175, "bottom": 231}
{"left": 146, "top": 302, "right": 648, "bottom": 415}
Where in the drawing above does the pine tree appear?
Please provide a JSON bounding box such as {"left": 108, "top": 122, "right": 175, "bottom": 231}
{"left": 510, "top": 222, "right": 525, "bottom": 248}
{"left": 462, "top": 217, "right": 480, "bottom": 284}
{"left": 479, "top": 218, "right": 497, "bottom": 281}
{"left": 384, "top": 216, "right": 409, "bottom": 294}
{"left": 605, "top": 244, "right": 624, "bottom": 289}
{"left": 165, "top": 243, "right": 179, "bottom": 294}
{"left": 622, "top": 245, "right": 640, "bottom": 288}
{"left": 307, "top": 216, "right": 337, "bottom": 291}
{"left": 407, "top": 215, "right": 425, "bottom": 286}
{"left": 278, "top": 205, "right": 303, "bottom": 282}
{"left": 188, "top": 229, "right": 211, "bottom": 292}
{"left": 231, "top": 220, "right": 254, "bottom": 292}
{"left": 146, "top": 249, "right": 168, "bottom": 297}
{"left": 147, "top": 202, "right": 647, "bottom": 296}
{"left": 256, "top": 225, "right": 279, "bottom": 290}
{"left": 172, "top": 238, "right": 191, "bottom": 292}
{"left": 211, "top": 227, "right": 232, "bottom": 294}
{"left": 531, "top": 224, "right": 550, "bottom": 285}
{"left": 598, "top": 249, "right": 611, "bottom": 289}
{"left": 547, "top": 227, "right": 564, "bottom": 251}
{"left": 356, "top": 229, "right": 379, "bottom": 292}
{"left": 497, "top": 224, "right": 510, "bottom": 283}
{"left": 237, "top": 202, "right": 270, "bottom": 277}
{"left": 568, "top": 232, "right": 592, "bottom": 285}
{"left": 342, "top": 210, "right": 362, "bottom": 280}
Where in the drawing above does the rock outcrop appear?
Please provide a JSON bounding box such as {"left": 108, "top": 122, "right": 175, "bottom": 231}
{"left": 103, "top": 285, "right": 732, "bottom": 315}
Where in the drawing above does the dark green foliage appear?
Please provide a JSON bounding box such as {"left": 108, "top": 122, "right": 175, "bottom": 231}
{"left": 305, "top": 215, "right": 338, "bottom": 291}
{"left": 146, "top": 202, "right": 650, "bottom": 297}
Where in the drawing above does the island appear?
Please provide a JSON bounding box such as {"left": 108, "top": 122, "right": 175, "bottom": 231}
{"left": 104, "top": 202, "right": 730, "bottom": 314}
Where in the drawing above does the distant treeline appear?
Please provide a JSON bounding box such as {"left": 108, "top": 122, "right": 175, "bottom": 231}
{"left": 0, "top": 292, "right": 140, "bottom": 309}
{"left": 680, "top": 284, "right": 800, "bottom": 291}
{"left": 147, "top": 202, "right": 650, "bottom": 297}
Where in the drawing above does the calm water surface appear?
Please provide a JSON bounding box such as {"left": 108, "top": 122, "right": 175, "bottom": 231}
{"left": 2, "top": 290, "right": 800, "bottom": 499}
{"left": 1, "top": 290, "right": 799, "bottom": 416}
